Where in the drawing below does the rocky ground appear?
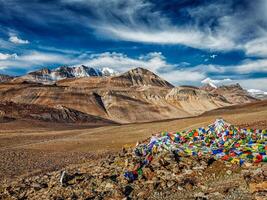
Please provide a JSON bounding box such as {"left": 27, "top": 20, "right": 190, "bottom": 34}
{"left": 1, "top": 147, "right": 266, "bottom": 200}
{"left": 0, "top": 102, "right": 266, "bottom": 200}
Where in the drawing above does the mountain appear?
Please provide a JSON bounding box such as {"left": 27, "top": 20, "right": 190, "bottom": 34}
{"left": 101, "top": 67, "right": 117, "bottom": 76}
{"left": 199, "top": 83, "right": 217, "bottom": 92}
{"left": 13, "top": 65, "right": 118, "bottom": 84}
{"left": 0, "top": 74, "right": 14, "bottom": 83}
{"left": 111, "top": 67, "right": 174, "bottom": 88}
{"left": 247, "top": 89, "right": 267, "bottom": 99}
{"left": 201, "top": 83, "right": 258, "bottom": 104}
{"left": 0, "top": 67, "right": 258, "bottom": 123}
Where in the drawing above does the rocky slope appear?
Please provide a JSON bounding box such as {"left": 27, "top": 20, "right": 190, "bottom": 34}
{"left": 165, "top": 86, "right": 229, "bottom": 115}
{"left": 201, "top": 83, "right": 258, "bottom": 104}
{"left": 1, "top": 146, "right": 266, "bottom": 200}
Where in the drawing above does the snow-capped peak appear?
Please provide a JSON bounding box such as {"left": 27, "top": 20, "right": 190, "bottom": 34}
{"left": 247, "top": 89, "right": 267, "bottom": 99}
{"left": 24, "top": 65, "right": 118, "bottom": 84}
{"left": 201, "top": 78, "right": 217, "bottom": 88}
{"left": 101, "top": 67, "right": 118, "bottom": 76}
{"left": 72, "top": 65, "right": 102, "bottom": 77}
{"left": 208, "top": 82, "right": 217, "bottom": 89}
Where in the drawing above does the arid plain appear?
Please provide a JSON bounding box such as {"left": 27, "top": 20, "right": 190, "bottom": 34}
{"left": 1, "top": 100, "right": 266, "bottom": 181}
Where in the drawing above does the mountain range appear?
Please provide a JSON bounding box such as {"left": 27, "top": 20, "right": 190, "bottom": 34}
{"left": 5, "top": 65, "right": 117, "bottom": 84}
{"left": 0, "top": 66, "right": 261, "bottom": 124}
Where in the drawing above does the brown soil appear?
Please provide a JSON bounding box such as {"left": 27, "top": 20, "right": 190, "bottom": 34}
{"left": 0, "top": 100, "right": 266, "bottom": 182}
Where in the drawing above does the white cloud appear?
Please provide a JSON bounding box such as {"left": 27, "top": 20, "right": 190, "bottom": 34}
{"left": 195, "top": 59, "right": 267, "bottom": 75}
{"left": 201, "top": 77, "right": 232, "bottom": 86}
{"left": 234, "top": 59, "right": 267, "bottom": 74}
{"left": 100, "top": 26, "right": 235, "bottom": 51}
{"left": 19, "top": 51, "right": 67, "bottom": 63}
{"left": 61, "top": 0, "right": 266, "bottom": 54}
{"left": 0, "top": 0, "right": 266, "bottom": 57}
{"left": 237, "top": 78, "right": 267, "bottom": 91}
{"left": 81, "top": 52, "right": 205, "bottom": 85}
{"left": 0, "top": 53, "right": 18, "bottom": 60}
{"left": 60, "top": 0, "right": 237, "bottom": 51}
{"left": 0, "top": 51, "right": 77, "bottom": 70}
{"left": 9, "top": 36, "right": 29, "bottom": 44}
{"left": 247, "top": 89, "right": 267, "bottom": 95}
{"left": 161, "top": 70, "right": 205, "bottom": 85}
{"left": 244, "top": 36, "right": 267, "bottom": 57}
{"left": 1, "top": 0, "right": 266, "bottom": 56}
{"left": 82, "top": 52, "right": 172, "bottom": 73}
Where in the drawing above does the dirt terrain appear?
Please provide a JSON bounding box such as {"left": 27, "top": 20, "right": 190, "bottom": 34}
{"left": 0, "top": 100, "right": 266, "bottom": 182}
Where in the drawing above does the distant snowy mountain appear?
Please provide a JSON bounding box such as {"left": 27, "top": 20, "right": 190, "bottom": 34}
{"left": 201, "top": 78, "right": 218, "bottom": 89}
{"left": 101, "top": 67, "right": 117, "bottom": 76}
{"left": 18, "top": 65, "right": 118, "bottom": 84}
{"left": 247, "top": 89, "right": 267, "bottom": 99}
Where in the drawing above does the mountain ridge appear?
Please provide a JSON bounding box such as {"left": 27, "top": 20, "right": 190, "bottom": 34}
{"left": 0, "top": 67, "right": 258, "bottom": 123}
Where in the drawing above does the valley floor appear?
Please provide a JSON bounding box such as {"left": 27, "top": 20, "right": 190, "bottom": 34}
{"left": 0, "top": 101, "right": 267, "bottom": 181}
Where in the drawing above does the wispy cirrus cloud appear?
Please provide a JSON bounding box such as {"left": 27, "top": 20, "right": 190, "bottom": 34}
{"left": 1, "top": 0, "right": 267, "bottom": 56}
{"left": 61, "top": 0, "right": 267, "bottom": 55}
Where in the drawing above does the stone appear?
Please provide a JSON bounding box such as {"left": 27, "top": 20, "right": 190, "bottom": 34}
{"left": 137, "top": 191, "right": 146, "bottom": 198}
{"left": 226, "top": 170, "right": 232, "bottom": 175}
{"left": 31, "top": 183, "right": 48, "bottom": 190}
{"left": 194, "top": 192, "right": 206, "bottom": 198}
{"left": 142, "top": 167, "right": 154, "bottom": 180}
{"left": 184, "top": 169, "right": 193, "bottom": 175}
{"left": 177, "top": 186, "right": 183, "bottom": 191}
{"left": 167, "top": 181, "right": 175, "bottom": 188}
{"left": 249, "top": 181, "right": 267, "bottom": 193}
{"left": 105, "top": 183, "right": 114, "bottom": 190}
{"left": 123, "top": 185, "right": 133, "bottom": 196}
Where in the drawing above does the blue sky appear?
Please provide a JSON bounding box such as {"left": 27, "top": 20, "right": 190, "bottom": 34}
{"left": 0, "top": 0, "right": 267, "bottom": 90}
